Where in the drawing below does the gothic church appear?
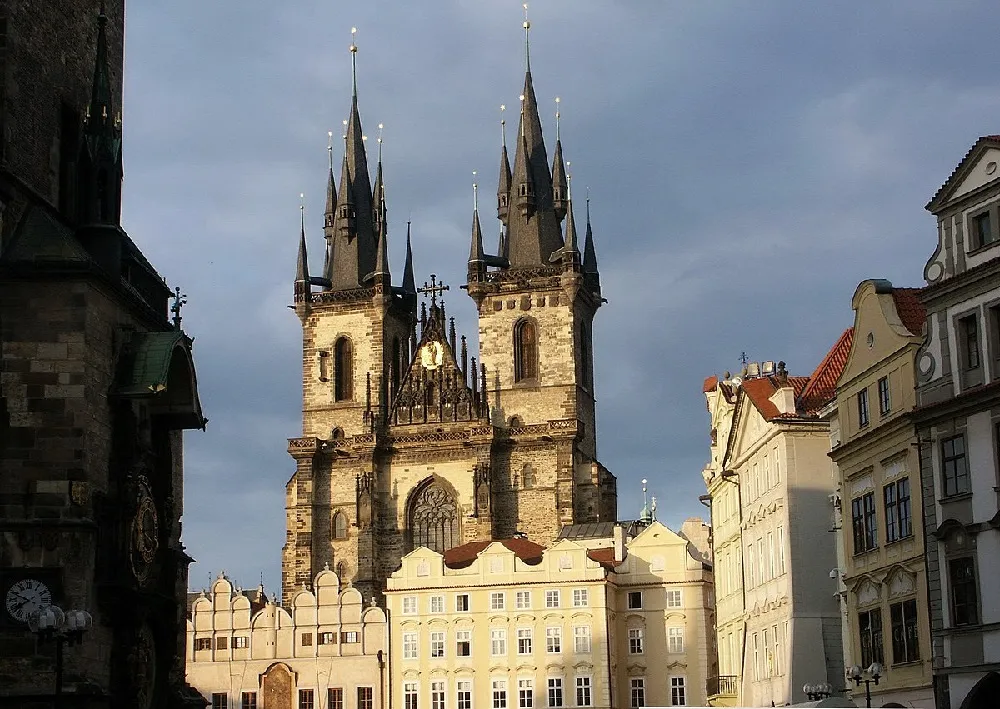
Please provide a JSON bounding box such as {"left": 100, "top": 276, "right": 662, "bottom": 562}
{"left": 283, "top": 24, "right": 617, "bottom": 604}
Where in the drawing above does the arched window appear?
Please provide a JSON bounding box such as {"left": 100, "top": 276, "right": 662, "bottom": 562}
{"left": 334, "top": 337, "right": 353, "bottom": 401}
{"left": 513, "top": 319, "right": 537, "bottom": 382}
{"left": 409, "top": 480, "right": 460, "bottom": 554}
{"left": 580, "top": 323, "right": 591, "bottom": 388}
{"left": 331, "top": 511, "right": 348, "bottom": 540}
{"left": 391, "top": 337, "right": 402, "bottom": 393}
{"left": 522, "top": 463, "right": 535, "bottom": 489}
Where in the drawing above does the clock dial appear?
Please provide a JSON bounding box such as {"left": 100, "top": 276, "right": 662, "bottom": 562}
{"left": 5, "top": 578, "right": 52, "bottom": 624}
{"left": 130, "top": 493, "right": 159, "bottom": 582}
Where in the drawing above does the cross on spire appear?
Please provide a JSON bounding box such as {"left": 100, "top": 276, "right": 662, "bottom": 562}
{"left": 171, "top": 286, "right": 188, "bottom": 330}
{"left": 418, "top": 274, "right": 450, "bottom": 308}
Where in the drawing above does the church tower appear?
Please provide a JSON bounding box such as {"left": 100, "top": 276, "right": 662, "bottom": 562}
{"left": 284, "top": 18, "right": 616, "bottom": 605}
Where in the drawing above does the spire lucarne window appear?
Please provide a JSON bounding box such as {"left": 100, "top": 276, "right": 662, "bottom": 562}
{"left": 409, "top": 481, "right": 460, "bottom": 554}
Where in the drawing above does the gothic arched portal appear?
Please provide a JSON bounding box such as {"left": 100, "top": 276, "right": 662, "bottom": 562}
{"left": 408, "top": 479, "right": 460, "bottom": 554}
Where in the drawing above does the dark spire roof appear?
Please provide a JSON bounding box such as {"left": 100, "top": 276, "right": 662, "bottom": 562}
{"left": 373, "top": 183, "right": 390, "bottom": 281}
{"left": 325, "top": 135, "right": 337, "bottom": 223}
{"left": 582, "top": 195, "right": 600, "bottom": 290}
{"left": 469, "top": 184, "right": 485, "bottom": 263}
{"left": 551, "top": 137, "right": 568, "bottom": 223}
{"left": 563, "top": 186, "right": 579, "bottom": 257}
{"left": 296, "top": 206, "right": 310, "bottom": 283}
{"left": 497, "top": 112, "right": 512, "bottom": 224}
{"left": 402, "top": 221, "right": 416, "bottom": 294}
{"left": 504, "top": 70, "right": 564, "bottom": 268}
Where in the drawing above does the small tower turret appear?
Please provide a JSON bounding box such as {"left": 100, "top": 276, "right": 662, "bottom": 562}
{"left": 402, "top": 221, "right": 416, "bottom": 295}
{"left": 551, "top": 98, "right": 568, "bottom": 223}
{"left": 582, "top": 193, "right": 601, "bottom": 296}
{"left": 497, "top": 105, "right": 512, "bottom": 225}
{"left": 468, "top": 174, "right": 486, "bottom": 283}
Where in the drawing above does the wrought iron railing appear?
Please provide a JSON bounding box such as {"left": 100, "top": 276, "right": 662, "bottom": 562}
{"left": 707, "top": 675, "right": 739, "bottom": 697}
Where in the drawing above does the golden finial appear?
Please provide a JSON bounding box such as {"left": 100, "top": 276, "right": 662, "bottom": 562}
{"left": 299, "top": 193, "right": 306, "bottom": 228}
{"left": 327, "top": 131, "right": 334, "bottom": 171}
{"left": 555, "top": 97, "right": 561, "bottom": 141}
{"left": 500, "top": 104, "right": 507, "bottom": 147}
{"left": 350, "top": 27, "right": 358, "bottom": 96}
{"left": 377, "top": 122, "right": 384, "bottom": 161}
{"left": 473, "top": 170, "right": 479, "bottom": 211}
{"left": 523, "top": 3, "right": 531, "bottom": 72}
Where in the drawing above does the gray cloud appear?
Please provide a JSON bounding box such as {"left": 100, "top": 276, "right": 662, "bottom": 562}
{"left": 119, "top": 0, "right": 1000, "bottom": 593}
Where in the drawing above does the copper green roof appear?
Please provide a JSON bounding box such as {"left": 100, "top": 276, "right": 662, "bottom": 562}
{"left": 114, "top": 330, "right": 206, "bottom": 429}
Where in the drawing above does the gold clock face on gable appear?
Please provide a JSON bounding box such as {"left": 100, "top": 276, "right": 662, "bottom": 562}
{"left": 420, "top": 341, "right": 444, "bottom": 371}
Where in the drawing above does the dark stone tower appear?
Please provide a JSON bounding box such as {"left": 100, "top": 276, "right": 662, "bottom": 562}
{"left": 0, "top": 3, "right": 206, "bottom": 707}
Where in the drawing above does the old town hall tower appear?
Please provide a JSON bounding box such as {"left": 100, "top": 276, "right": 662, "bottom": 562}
{"left": 282, "top": 22, "right": 617, "bottom": 603}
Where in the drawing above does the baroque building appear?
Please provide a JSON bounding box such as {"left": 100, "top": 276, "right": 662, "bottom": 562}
{"left": 701, "top": 341, "right": 850, "bottom": 707}
{"left": 384, "top": 519, "right": 715, "bottom": 709}
{"left": 186, "top": 571, "right": 388, "bottom": 709}
{"left": 828, "top": 280, "right": 934, "bottom": 708}
{"left": 915, "top": 136, "right": 1000, "bottom": 709}
{"left": 0, "top": 2, "right": 205, "bottom": 708}
{"left": 283, "top": 23, "right": 616, "bottom": 605}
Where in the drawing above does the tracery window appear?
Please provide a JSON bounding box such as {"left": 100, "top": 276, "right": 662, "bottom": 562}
{"left": 334, "top": 337, "right": 353, "bottom": 401}
{"left": 409, "top": 481, "right": 460, "bottom": 554}
{"left": 513, "top": 319, "right": 537, "bottom": 382}
{"left": 332, "top": 511, "right": 348, "bottom": 540}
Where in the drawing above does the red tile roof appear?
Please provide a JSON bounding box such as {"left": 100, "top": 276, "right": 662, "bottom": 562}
{"left": 891, "top": 287, "right": 926, "bottom": 337}
{"left": 798, "top": 328, "right": 854, "bottom": 414}
{"left": 927, "top": 135, "right": 1000, "bottom": 212}
{"left": 586, "top": 547, "right": 619, "bottom": 570}
{"left": 703, "top": 375, "right": 719, "bottom": 393}
{"left": 740, "top": 375, "right": 809, "bottom": 421}
{"left": 442, "top": 537, "right": 546, "bottom": 569}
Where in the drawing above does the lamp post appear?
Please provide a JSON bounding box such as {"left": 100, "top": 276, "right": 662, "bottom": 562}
{"left": 28, "top": 606, "right": 94, "bottom": 709}
{"left": 803, "top": 682, "right": 834, "bottom": 701}
{"left": 847, "top": 663, "right": 883, "bottom": 708}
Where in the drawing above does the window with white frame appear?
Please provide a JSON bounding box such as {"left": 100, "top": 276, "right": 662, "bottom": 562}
{"left": 492, "top": 680, "right": 508, "bottom": 709}
{"left": 575, "top": 677, "right": 592, "bottom": 707}
{"left": 767, "top": 532, "right": 775, "bottom": 579}
{"left": 545, "top": 590, "right": 560, "bottom": 608}
{"left": 572, "top": 589, "right": 589, "bottom": 607}
{"left": 517, "top": 628, "right": 533, "bottom": 655}
{"left": 752, "top": 633, "right": 760, "bottom": 681}
{"left": 456, "top": 593, "right": 470, "bottom": 612}
{"left": 777, "top": 526, "right": 786, "bottom": 574}
{"left": 516, "top": 590, "right": 531, "bottom": 609}
{"left": 430, "top": 631, "right": 445, "bottom": 659}
{"left": 404, "top": 684, "right": 418, "bottom": 709}
{"left": 491, "top": 628, "right": 507, "bottom": 656}
{"left": 630, "top": 678, "right": 645, "bottom": 708}
{"left": 431, "top": 682, "right": 446, "bottom": 709}
{"left": 547, "top": 678, "right": 563, "bottom": 708}
{"left": 430, "top": 595, "right": 445, "bottom": 614}
{"left": 457, "top": 681, "right": 472, "bottom": 709}
{"left": 668, "top": 627, "right": 684, "bottom": 654}
{"left": 402, "top": 596, "right": 418, "bottom": 615}
{"left": 546, "top": 626, "right": 562, "bottom": 653}
{"left": 456, "top": 629, "right": 472, "bottom": 657}
{"left": 491, "top": 592, "right": 506, "bottom": 611}
{"left": 518, "top": 679, "right": 533, "bottom": 709}
{"left": 665, "top": 589, "right": 682, "bottom": 608}
{"left": 403, "top": 632, "right": 418, "bottom": 659}
{"left": 628, "top": 628, "right": 644, "bottom": 654}
{"left": 670, "top": 677, "right": 686, "bottom": 706}
{"left": 573, "top": 626, "right": 591, "bottom": 653}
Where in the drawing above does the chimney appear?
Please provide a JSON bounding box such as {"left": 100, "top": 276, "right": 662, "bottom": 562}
{"left": 613, "top": 524, "right": 625, "bottom": 562}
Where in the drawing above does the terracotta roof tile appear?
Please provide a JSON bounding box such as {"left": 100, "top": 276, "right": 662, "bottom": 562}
{"left": 740, "top": 375, "right": 809, "bottom": 421}
{"left": 891, "top": 287, "right": 926, "bottom": 337}
{"left": 586, "top": 547, "right": 619, "bottom": 570}
{"left": 442, "top": 537, "right": 546, "bottom": 569}
{"left": 799, "top": 328, "right": 854, "bottom": 414}
{"left": 703, "top": 375, "right": 718, "bottom": 393}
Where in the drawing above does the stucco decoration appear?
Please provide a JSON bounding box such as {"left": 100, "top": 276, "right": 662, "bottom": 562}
{"left": 887, "top": 568, "right": 916, "bottom": 598}
{"left": 854, "top": 579, "right": 880, "bottom": 607}
{"left": 917, "top": 351, "right": 936, "bottom": 381}
{"left": 925, "top": 260, "right": 944, "bottom": 283}
{"left": 416, "top": 560, "right": 430, "bottom": 577}
{"left": 849, "top": 473, "right": 875, "bottom": 497}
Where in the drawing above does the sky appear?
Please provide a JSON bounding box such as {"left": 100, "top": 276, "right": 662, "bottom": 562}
{"left": 117, "top": 1, "right": 1000, "bottom": 595}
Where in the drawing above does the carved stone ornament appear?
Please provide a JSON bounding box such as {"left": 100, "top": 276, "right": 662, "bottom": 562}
{"left": 855, "top": 579, "right": 880, "bottom": 607}
{"left": 130, "top": 623, "right": 157, "bottom": 709}
{"left": 356, "top": 472, "right": 373, "bottom": 530}
{"left": 888, "top": 569, "right": 916, "bottom": 598}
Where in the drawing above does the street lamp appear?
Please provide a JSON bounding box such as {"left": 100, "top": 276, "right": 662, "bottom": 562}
{"left": 803, "top": 682, "right": 834, "bottom": 701}
{"left": 847, "top": 663, "right": 883, "bottom": 708}
{"left": 28, "top": 606, "right": 94, "bottom": 709}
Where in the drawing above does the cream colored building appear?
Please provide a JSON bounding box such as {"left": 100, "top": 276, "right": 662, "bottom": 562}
{"left": 829, "top": 280, "right": 934, "bottom": 708}
{"left": 702, "top": 343, "right": 850, "bottom": 707}
{"left": 385, "top": 521, "right": 714, "bottom": 709}
{"left": 187, "top": 569, "right": 388, "bottom": 709}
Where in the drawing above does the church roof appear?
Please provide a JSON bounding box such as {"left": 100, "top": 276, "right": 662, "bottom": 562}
{"left": 443, "top": 537, "right": 546, "bottom": 569}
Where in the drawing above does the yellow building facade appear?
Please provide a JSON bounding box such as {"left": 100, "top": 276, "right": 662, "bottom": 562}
{"left": 385, "top": 522, "right": 714, "bottom": 709}
{"left": 830, "top": 279, "right": 934, "bottom": 708}
{"left": 186, "top": 570, "right": 388, "bottom": 709}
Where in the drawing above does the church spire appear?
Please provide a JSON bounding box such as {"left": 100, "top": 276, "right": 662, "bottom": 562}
{"left": 503, "top": 12, "right": 564, "bottom": 269}
{"left": 468, "top": 174, "right": 485, "bottom": 282}
{"left": 582, "top": 191, "right": 601, "bottom": 293}
{"left": 325, "top": 131, "right": 337, "bottom": 230}
{"left": 562, "top": 173, "right": 580, "bottom": 268}
{"left": 497, "top": 105, "right": 512, "bottom": 225}
{"left": 551, "top": 98, "right": 568, "bottom": 223}
{"left": 372, "top": 123, "right": 385, "bottom": 234}
{"left": 402, "top": 220, "right": 416, "bottom": 295}
{"left": 327, "top": 28, "right": 377, "bottom": 291}
{"left": 79, "top": 3, "right": 123, "bottom": 226}
{"left": 295, "top": 196, "right": 311, "bottom": 299}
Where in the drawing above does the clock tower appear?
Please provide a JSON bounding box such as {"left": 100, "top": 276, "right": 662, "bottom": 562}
{"left": 283, "top": 15, "right": 616, "bottom": 605}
